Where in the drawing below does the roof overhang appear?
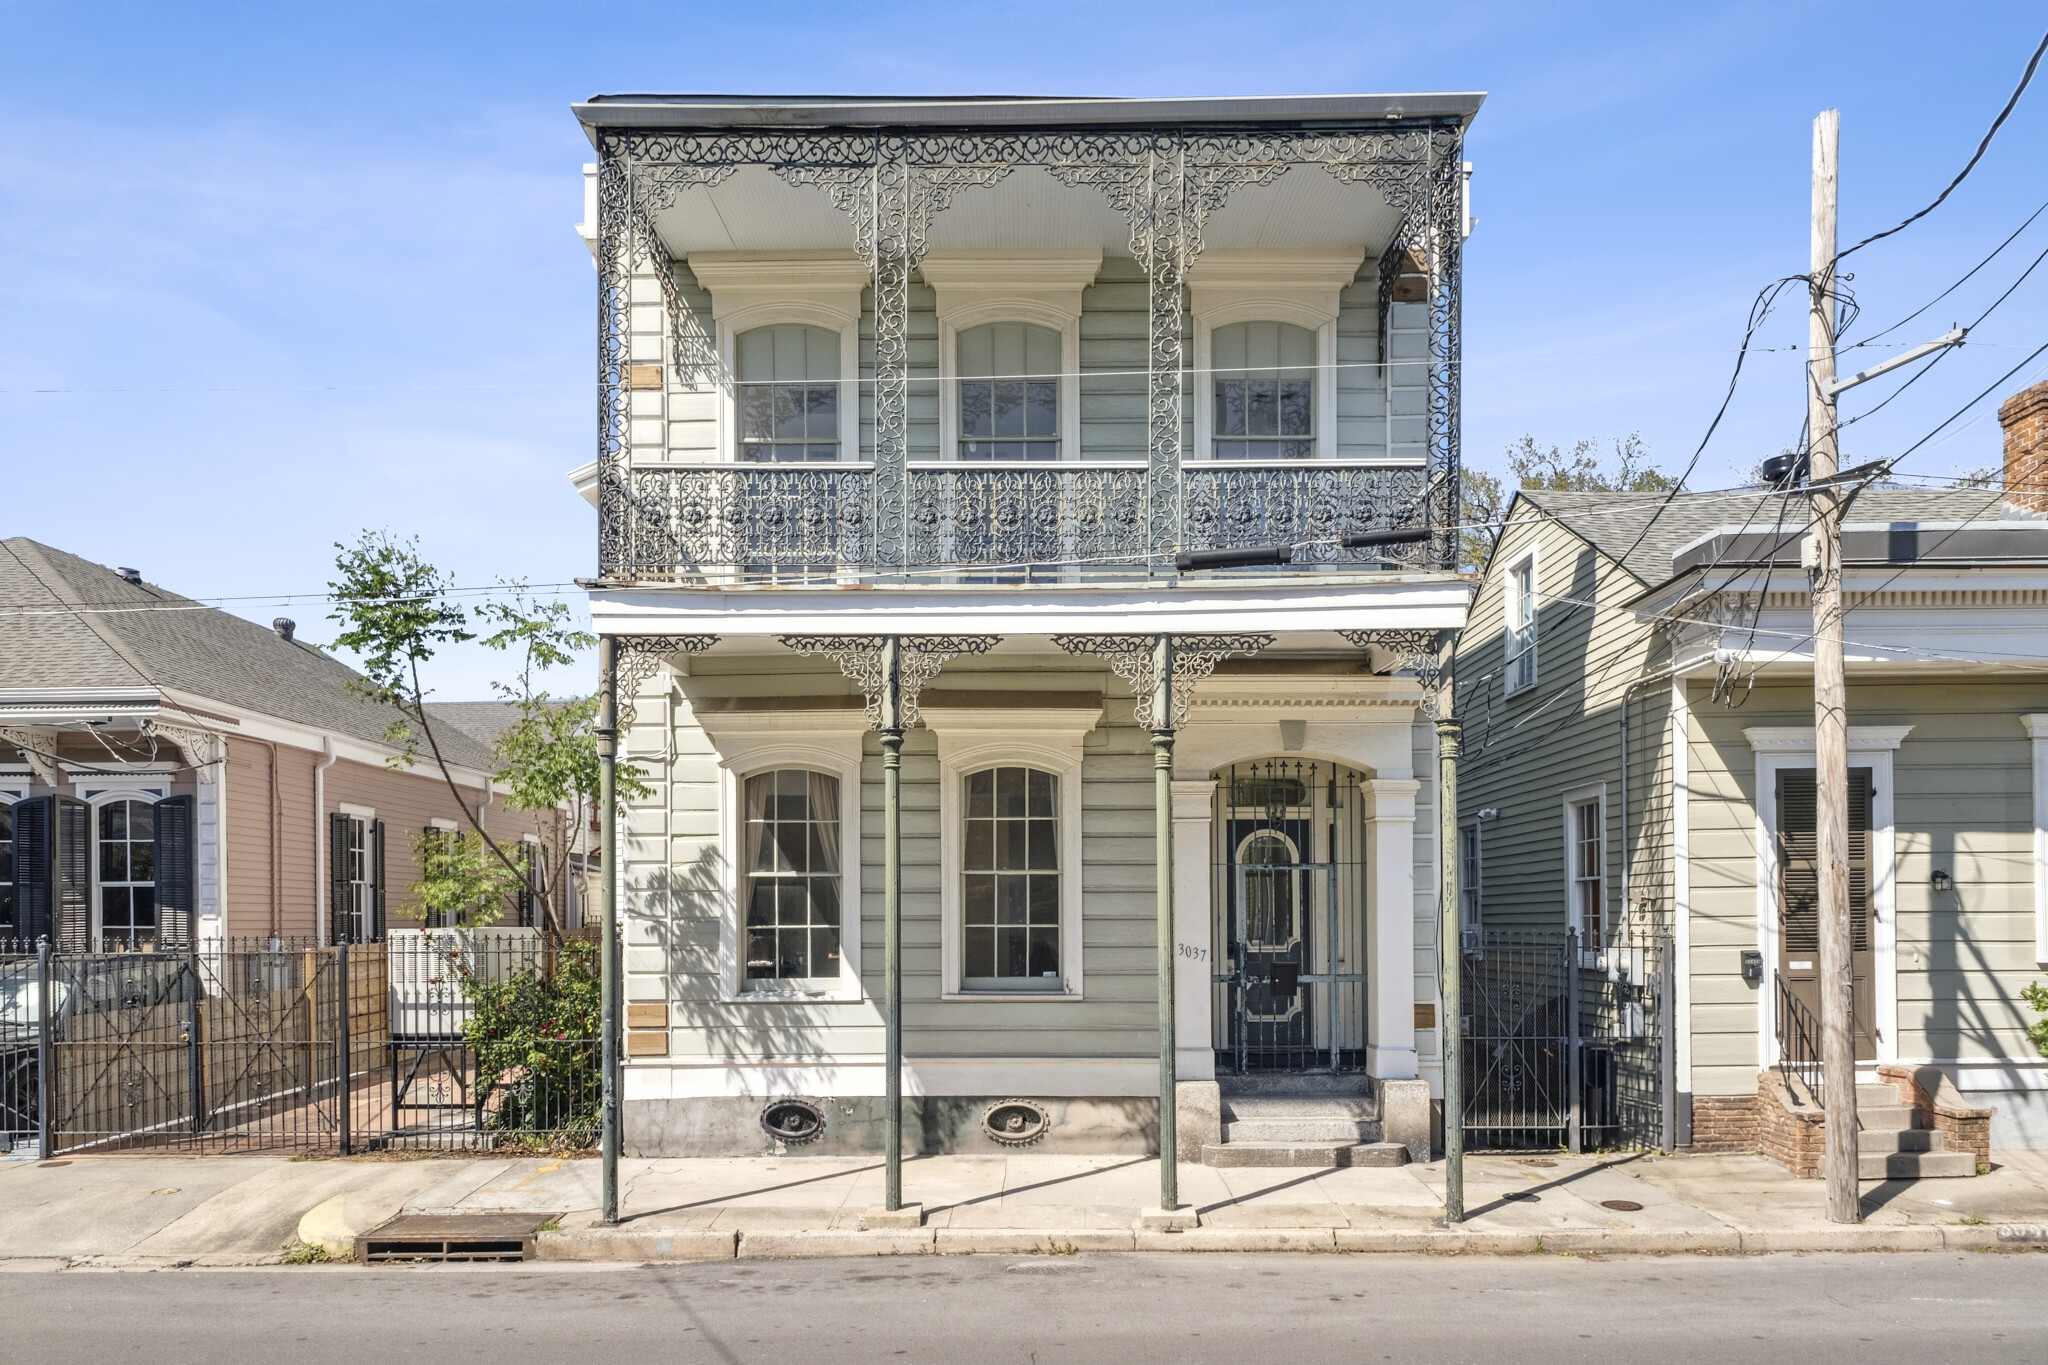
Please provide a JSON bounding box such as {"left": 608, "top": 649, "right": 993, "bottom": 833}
{"left": 572, "top": 92, "right": 1485, "bottom": 138}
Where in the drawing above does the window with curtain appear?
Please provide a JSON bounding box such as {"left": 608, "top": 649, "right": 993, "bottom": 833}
{"left": 1212, "top": 320, "right": 1315, "bottom": 459}
{"left": 743, "top": 769, "right": 843, "bottom": 984}
{"left": 737, "top": 324, "right": 840, "bottom": 463}
{"left": 97, "top": 799, "right": 155, "bottom": 949}
{"left": 962, "top": 766, "right": 1061, "bottom": 988}
{"left": 957, "top": 321, "right": 1059, "bottom": 460}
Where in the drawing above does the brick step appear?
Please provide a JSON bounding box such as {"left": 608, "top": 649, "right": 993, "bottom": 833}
{"left": 1201, "top": 1141, "right": 1408, "bottom": 1169}
{"left": 1857, "top": 1126, "right": 1945, "bottom": 1155}
{"left": 1857, "top": 1149, "right": 1978, "bottom": 1179}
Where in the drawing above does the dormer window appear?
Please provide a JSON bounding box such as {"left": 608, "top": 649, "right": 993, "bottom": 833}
{"left": 1211, "top": 321, "right": 1315, "bottom": 460}
{"left": 737, "top": 324, "right": 840, "bottom": 463}
{"left": 958, "top": 322, "right": 1059, "bottom": 461}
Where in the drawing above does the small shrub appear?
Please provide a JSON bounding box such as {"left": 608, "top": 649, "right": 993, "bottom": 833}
{"left": 461, "top": 939, "right": 601, "bottom": 1143}
{"left": 282, "top": 1241, "right": 332, "bottom": 1265}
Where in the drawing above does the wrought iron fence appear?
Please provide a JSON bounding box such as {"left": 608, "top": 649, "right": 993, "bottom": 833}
{"left": 610, "top": 461, "right": 1433, "bottom": 581}
{"left": 0, "top": 933, "right": 601, "bottom": 1157}
{"left": 1460, "top": 928, "right": 1674, "bottom": 1153}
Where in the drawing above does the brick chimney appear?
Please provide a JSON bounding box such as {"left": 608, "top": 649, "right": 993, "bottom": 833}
{"left": 2003, "top": 379, "right": 2048, "bottom": 513}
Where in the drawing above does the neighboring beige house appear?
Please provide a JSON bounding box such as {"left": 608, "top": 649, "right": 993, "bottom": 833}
{"left": 1454, "top": 383, "right": 2048, "bottom": 1159}
{"left": 0, "top": 539, "right": 559, "bottom": 947}
{"left": 570, "top": 92, "right": 1481, "bottom": 1161}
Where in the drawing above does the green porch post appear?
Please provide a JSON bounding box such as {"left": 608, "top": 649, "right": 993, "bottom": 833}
{"left": 598, "top": 634, "right": 621, "bottom": 1227}
{"left": 1437, "top": 714, "right": 1463, "bottom": 1224}
{"left": 1151, "top": 635, "right": 1178, "bottom": 1213}
{"left": 880, "top": 639, "right": 905, "bottom": 1212}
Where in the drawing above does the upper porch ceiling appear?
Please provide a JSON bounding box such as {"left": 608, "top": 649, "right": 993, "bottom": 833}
{"left": 646, "top": 161, "right": 1414, "bottom": 259}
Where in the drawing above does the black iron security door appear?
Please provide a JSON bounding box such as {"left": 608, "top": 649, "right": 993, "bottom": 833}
{"left": 1215, "top": 761, "right": 1366, "bottom": 1074}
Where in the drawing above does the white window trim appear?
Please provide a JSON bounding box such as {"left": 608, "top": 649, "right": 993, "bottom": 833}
{"left": 1745, "top": 725, "right": 1911, "bottom": 1069}
{"left": 685, "top": 251, "right": 869, "bottom": 465}
{"left": 1188, "top": 248, "right": 1363, "bottom": 463}
{"left": 925, "top": 700, "right": 1101, "bottom": 1001}
{"left": 699, "top": 708, "right": 867, "bottom": 1003}
{"left": 2022, "top": 715, "right": 2048, "bottom": 963}
{"left": 1504, "top": 547, "right": 1539, "bottom": 696}
{"left": 79, "top": 785, "right": 175, "bottom": 945}
{"left": 1560, "top": 782, "right": 1606, "bottom": 942}
{"left": 922, "top": 249, "right": 1099, "bottom": 464}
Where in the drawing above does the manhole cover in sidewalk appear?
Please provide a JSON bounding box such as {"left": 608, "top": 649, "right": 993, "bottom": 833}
{"left": 1600, "top": 1199, "right": 1644, "bottom": 1212}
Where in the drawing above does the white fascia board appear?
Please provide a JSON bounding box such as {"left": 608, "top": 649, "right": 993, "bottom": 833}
{"left": 0, "top": 687, "right": 166, "bottom": 724}
{"left": 151, "top": 688, "right": 500, "bottom": 791}
{"left": 588, "top": 577, "right": 1472, "bottom": 639}
{"left": 569, "top": 460, "right": 600, "bottom": 508}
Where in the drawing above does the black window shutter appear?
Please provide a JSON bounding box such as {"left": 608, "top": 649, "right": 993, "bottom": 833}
{"left": 1778, "top": 768, "right": 1874, "bottom": 955}
{"left": 12, "top": 794, "right": 53, "bottom": 944}
{"left": 369, "top": 819, "right": 386, "bottom": 941}
{"left": 329, "top": 811, "right": 350, "bottom": 945}
{"left": 154, "top": 795, "right": 196, "bottom": 949}
{"left": 55, "top": 795, "right": 90, "bottom": 949}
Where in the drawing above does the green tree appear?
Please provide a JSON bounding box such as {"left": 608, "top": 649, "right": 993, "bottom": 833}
{"left": 328, "top": 532, "right": 643, "bottom": 936}
{"left": 1460, "top": 432, "right": 1672, "bottom": 572}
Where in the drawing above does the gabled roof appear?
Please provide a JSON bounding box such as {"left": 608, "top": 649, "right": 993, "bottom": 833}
{"left": 0, "top": 538, "right": 494, "bottom": 769}
{"left": 1507, "top": 486, "right": 2039, "bottom": 587}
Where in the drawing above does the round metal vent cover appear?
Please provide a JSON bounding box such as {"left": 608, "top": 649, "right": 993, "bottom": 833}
{"left": 759, "top": 1098, "right": 825, "bottom": 1145}
{"left": 981, "top": 1099, "right": 1051, "bottom": 1147}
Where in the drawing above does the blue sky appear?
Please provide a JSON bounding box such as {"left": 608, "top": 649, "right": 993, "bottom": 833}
{"left": 3, "top": 2, "right": 2044, "bottom": 700}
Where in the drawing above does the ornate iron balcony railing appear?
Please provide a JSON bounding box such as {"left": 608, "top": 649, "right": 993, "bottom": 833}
{"left": 604, "top": 460, "right": 1436, "bottom": 582}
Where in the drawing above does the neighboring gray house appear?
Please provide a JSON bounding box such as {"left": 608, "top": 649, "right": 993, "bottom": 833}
{"left": 1454, "top": 411, "right": 2048, "bottom": 1161}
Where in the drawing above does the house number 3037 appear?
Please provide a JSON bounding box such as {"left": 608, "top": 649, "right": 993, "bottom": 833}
{"left": 1176, "top": 943, "right": 1207, "bottom": 961}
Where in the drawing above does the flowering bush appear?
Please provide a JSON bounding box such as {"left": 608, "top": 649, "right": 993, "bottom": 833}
{"left": 461, "top": 939, "right": 601, "bottom": 1145}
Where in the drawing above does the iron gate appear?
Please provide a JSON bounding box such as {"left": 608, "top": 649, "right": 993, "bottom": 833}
{"left": 1210, "top": 760, "right": 1368, "bottom": 1074}
{"left": 1460, "top": 929, "right": 1673, "bottom": 1152}
{"left": 1, "top": 932, "right": 600, "bottom": 1157}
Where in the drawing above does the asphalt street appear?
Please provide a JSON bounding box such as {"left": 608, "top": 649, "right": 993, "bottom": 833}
{"left": 3, "top": 1252, "right": 2043, "bottom": 1364}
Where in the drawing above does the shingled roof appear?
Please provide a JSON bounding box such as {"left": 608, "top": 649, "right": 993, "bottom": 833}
{"left": 1509, "top": 485, "right": 2039, "bottom": 586}
{"left": 0, "top": 537, "right": 495, "bottom": 770}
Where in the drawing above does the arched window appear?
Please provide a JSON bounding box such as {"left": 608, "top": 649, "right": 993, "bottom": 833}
{"left": 98, "top": 799, "right": 156, "bottom": 949}
{"left": 1236, "top": 828, "right": 1300, "bottom": 951}
{"left": 957, "top": 322, "right": 1059, "bottom": 461}
{"left": 0, "top": 799, "right": 14, "bottom": 940}
{"left": 1212, "top": 320, "right": 1315, "bottom": 459}
{"left": 962, "top": 765, "right": 1061, "bottom": 986}
{"left": 736, "top": 325, "right": 840, "bottom": 463}
{"left": 742, "top": 769, "right": 843, "bottom": 984}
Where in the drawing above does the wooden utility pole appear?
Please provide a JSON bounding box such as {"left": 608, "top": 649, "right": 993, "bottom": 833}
{"left": 1807, "top": 108, "right": 1860, "bottom": 1224}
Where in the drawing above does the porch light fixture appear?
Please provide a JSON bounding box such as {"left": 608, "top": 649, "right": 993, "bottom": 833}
{"left": 1930, "top": 869, "right": 1953, "bottom": 892}
{"left": 1175, "top": 544, "right": 1293, "bottom": 571}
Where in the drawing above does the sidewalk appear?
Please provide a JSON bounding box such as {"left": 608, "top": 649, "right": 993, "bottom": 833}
{"left": 6, "top": 1148, "right": 2048, "bottom": 1267}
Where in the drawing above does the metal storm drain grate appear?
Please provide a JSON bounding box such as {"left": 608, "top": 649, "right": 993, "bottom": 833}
{"left": 356, "top": 1213, "right": 557, "bottom": 1263}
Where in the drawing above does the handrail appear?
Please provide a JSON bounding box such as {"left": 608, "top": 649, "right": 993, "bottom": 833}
{"left": 1774, "top": 972, "right": 1824, "bottom": 1110}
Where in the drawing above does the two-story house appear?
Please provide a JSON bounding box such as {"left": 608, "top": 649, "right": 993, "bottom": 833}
{"left": 568, "top": 93, "right": 1481, "bottom": 1188}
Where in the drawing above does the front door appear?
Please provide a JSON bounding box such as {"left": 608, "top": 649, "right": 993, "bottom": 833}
{"left": 1776, "top": 767, "right": 1876, "bottom": 1060}
{"left": 1215, "top": 760, "right": 1366, "bottom": 1073}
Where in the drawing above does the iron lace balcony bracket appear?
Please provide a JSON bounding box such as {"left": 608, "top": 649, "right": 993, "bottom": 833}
{"left": 593, "top": 119, "right": 1466, "bottom": 582}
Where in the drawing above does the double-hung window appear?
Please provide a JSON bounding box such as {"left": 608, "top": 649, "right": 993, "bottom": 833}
{"left": 962, "top": 766, "right": 1061, "bottom": 988}
{"left": 1459, "top": 824, "right": 1482, "bottom": 936}
{"left": 1506, "top": 555, "right": 1538, "bottom": 694}
{"left": 331, "top": 812, "right": 381, "bottom": 944}
{"left": 0, "top": 800, "right": 13, "bottom": 940}
{"left": 737, "top": 325, "right": 840, "bottom": 463}
{"left": 1212, "top": 320, "right": 1315, "bottom": 459}
{"left": 742, "top": 769, "right": 843, "bottom": 987}
{"left": 97, "top": 799, "right": 156, "bottom": 949}
{"left": 1571, "top": 798, "right": 1603, "bottom": 941}
{"left": 957, "top": 322, "right": 1059, "bottom": 461}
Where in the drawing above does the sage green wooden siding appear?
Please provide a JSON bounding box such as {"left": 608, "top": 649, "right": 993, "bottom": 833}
{"left": 651, "top": 254, "right": 1393, "bottom": 463}
{"left": 621, "top": 655, "right": 1170, "bottom": 1063}
{"left": 1453, "top": 505, "right": 1674, "bottom": 938}
{"left": 1684, "top": 678, "right": 2048, "bottom": 1096}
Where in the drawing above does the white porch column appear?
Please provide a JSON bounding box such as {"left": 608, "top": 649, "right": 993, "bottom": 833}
{"left": 1171, "top": 778, "right": 1217, "bottom": 1081}
{"left": 1364, "top": 778, "right": 1421, "bottom": 1079}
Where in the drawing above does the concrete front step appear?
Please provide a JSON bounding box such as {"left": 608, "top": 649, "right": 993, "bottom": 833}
{"left": 1855, "top": 1084, "right": 1902, "bottom": 1107}
{"left": 1858, "top": 1149, "right": 1978, "bottom": 1179}
{"left": 1201, "top": 1140, "right": 1409, "bottom": 1169}
{"left": 1857, "top": 1126, "right": 1945, "bottom": 1155}
{"left": 1222, "top": 1096, "right": 1379, "bottom": 1120}
{"left": 1222, "top": 1119, "right": 1376, "bottom": 1144}
{"left": 1219, "top": 1074, "right": 1375, "bottom": 1097}
{"left": 1857, "top": 1104, "right": 1918, "bottom": 1132}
